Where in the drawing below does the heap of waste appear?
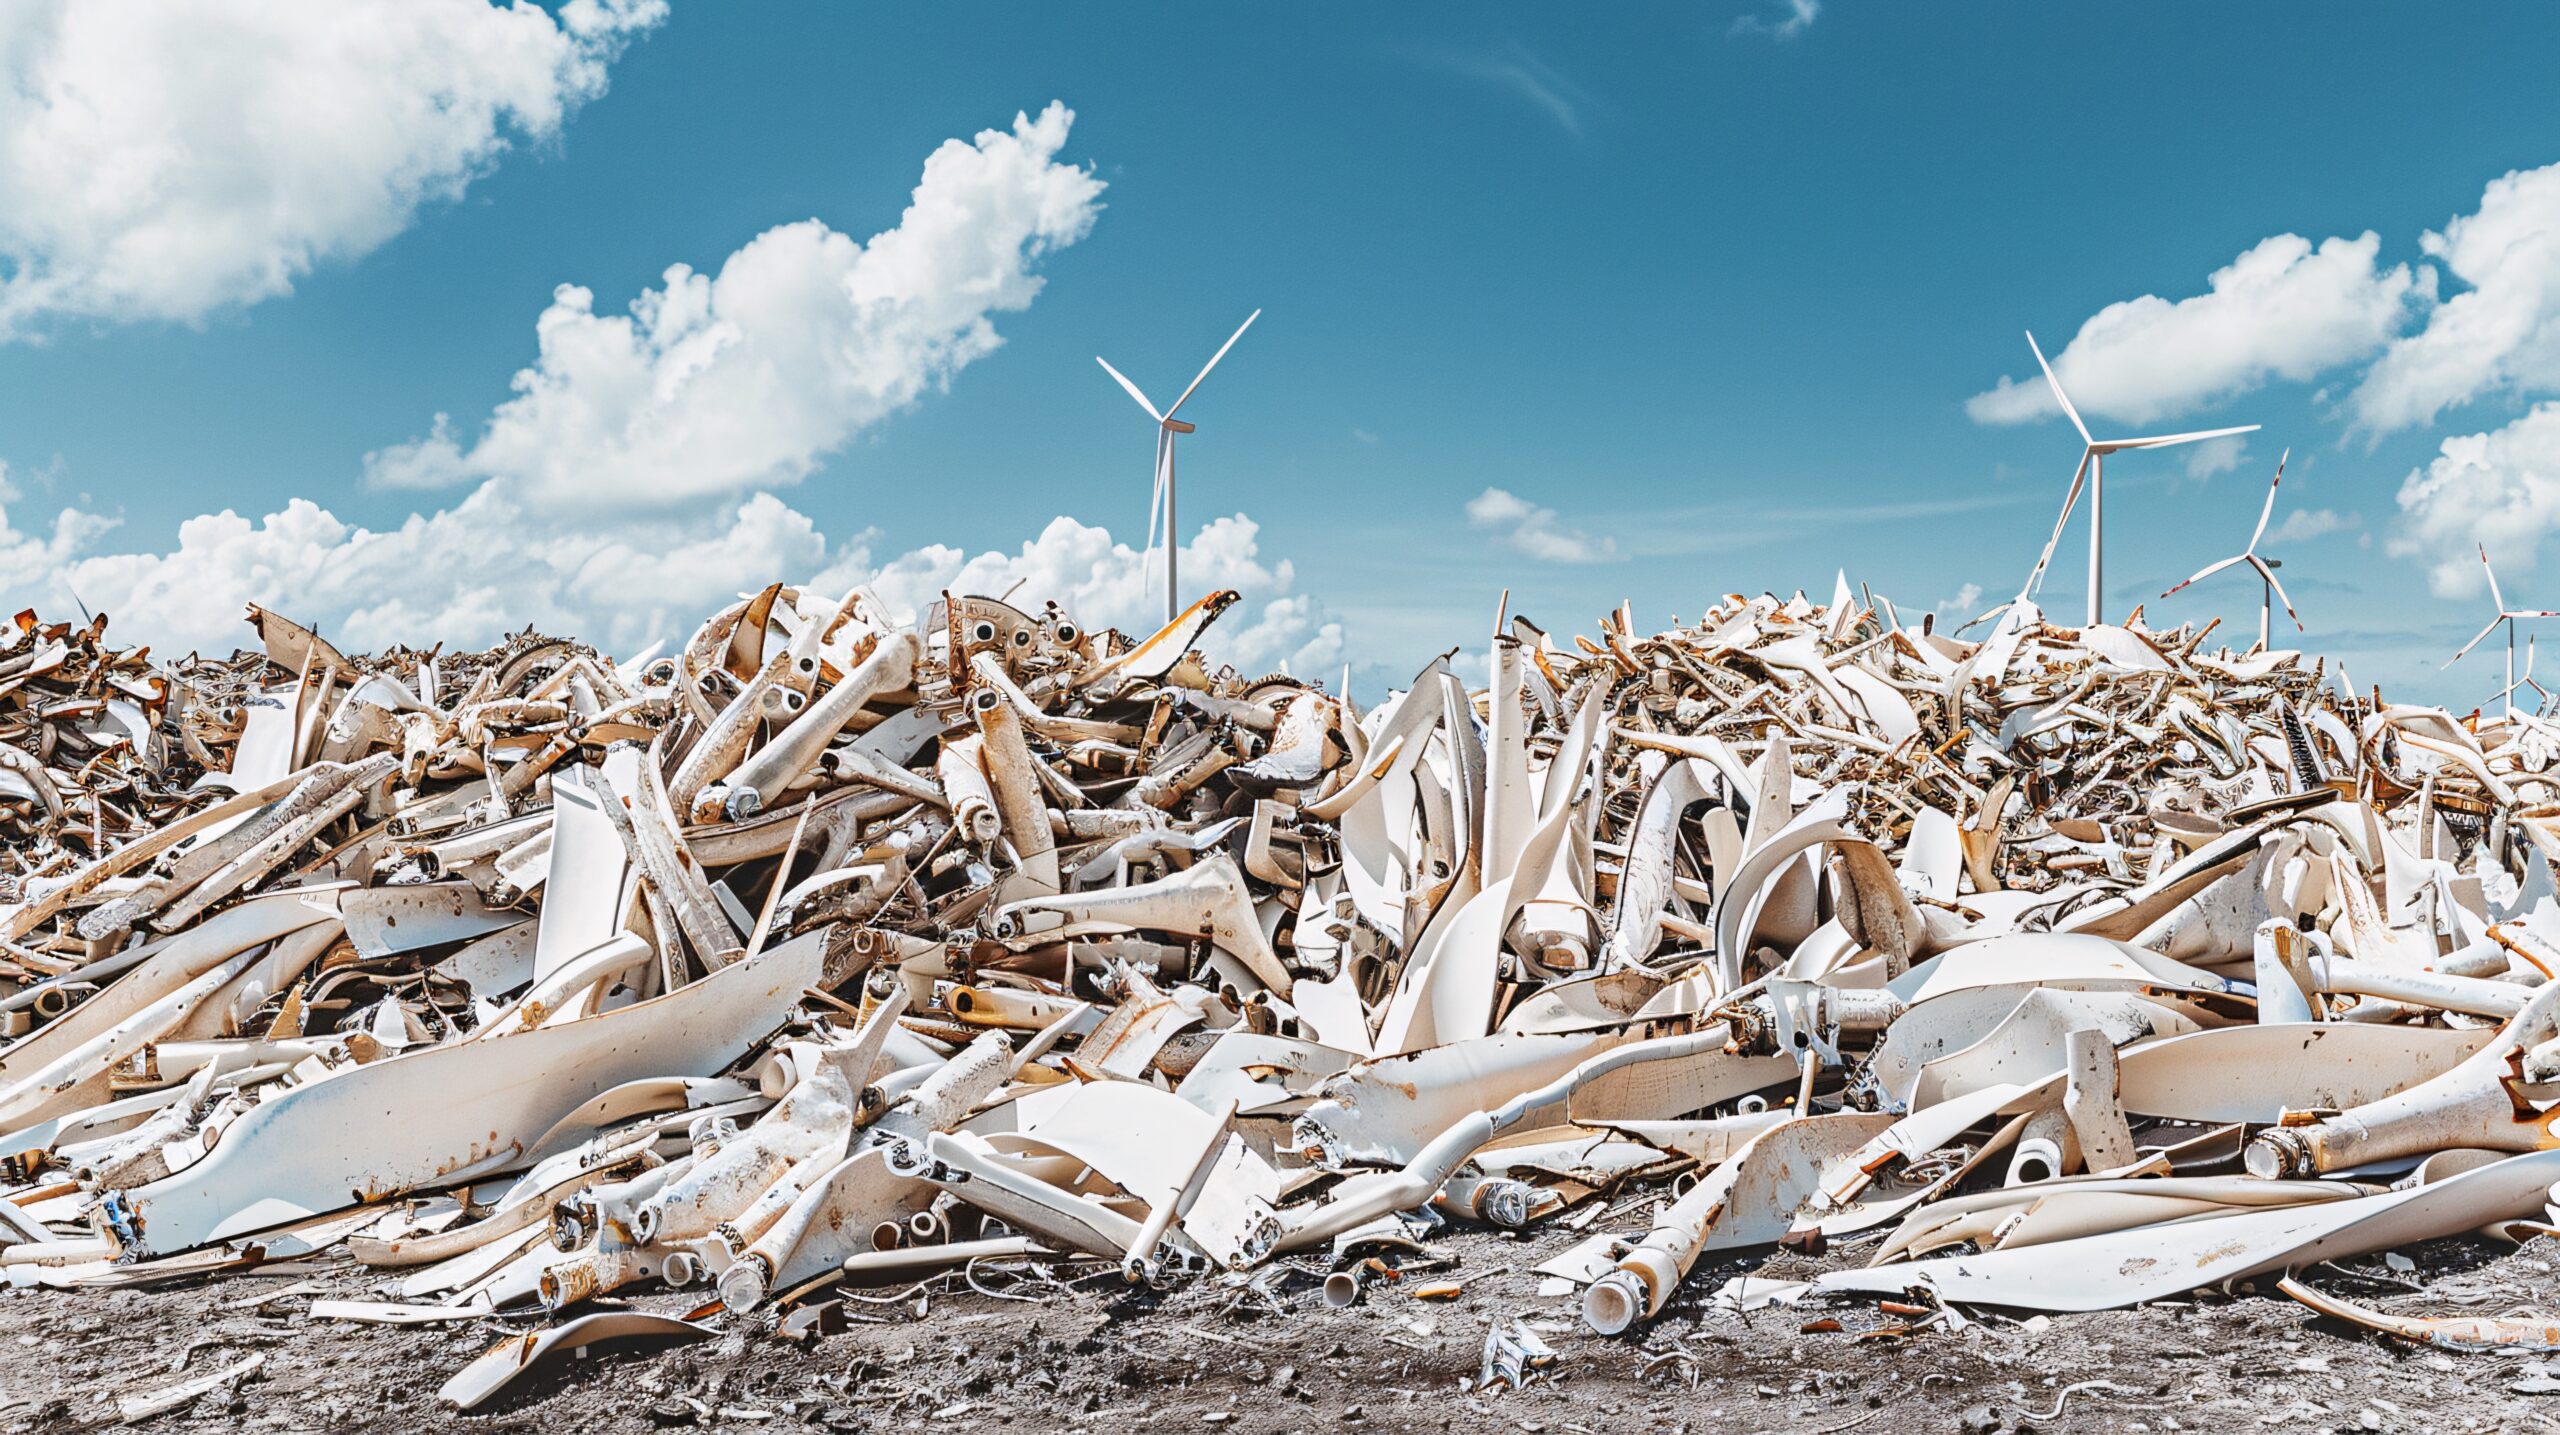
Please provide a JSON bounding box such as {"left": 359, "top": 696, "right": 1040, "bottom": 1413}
{"left": 8, "top": 578, "right": 2560, "bottom": 1407}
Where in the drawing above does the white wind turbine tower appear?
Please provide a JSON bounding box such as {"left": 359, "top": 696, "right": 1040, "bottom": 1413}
{"left": 2446, "top": 546, "right": 2560, "bottom": 720}
{"left": 2018, "top": 330, "right": 2260, "bottom": 627}
{"left": 2159, "top": 448, "right": 2300, "bottom": 649}
{"left": 1095, "top": 309, "right": 1261, "bottom": 626}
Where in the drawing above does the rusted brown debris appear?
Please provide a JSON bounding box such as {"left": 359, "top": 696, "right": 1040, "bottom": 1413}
{"left": 7, "top": 578, "right": 2560, "bottom": 1415}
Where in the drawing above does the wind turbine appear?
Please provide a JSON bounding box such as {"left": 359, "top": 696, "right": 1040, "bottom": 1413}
{"left": 2446, "top": 546, "right": 2560, "bottom": 719}
{"left": 2159, "top": 448, "right": 2300, "bottom": 649}
{"left": 1095, "top": 309, "right": 1261, "bottom": 626}
{"left": 2496, "top": 636, "right": 2553, "bottom": 719}
{"left": 2017, "top": 330, "right": 2261, "bottom": 627}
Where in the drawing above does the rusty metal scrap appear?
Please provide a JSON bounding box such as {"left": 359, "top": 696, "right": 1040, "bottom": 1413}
{"left": 11, "top": 581, "right": 2560, "bottom": 1399}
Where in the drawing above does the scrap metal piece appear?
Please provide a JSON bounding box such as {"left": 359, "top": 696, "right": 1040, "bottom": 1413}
{"left": 13, "top": 550, "right": 2560, "bottom": 1396}
{"left": 2279, "top": 1276, "right": 2560, "bottom": 1352}
{"left": 438, "top": 1311, "right": 715, "bottom": 1411}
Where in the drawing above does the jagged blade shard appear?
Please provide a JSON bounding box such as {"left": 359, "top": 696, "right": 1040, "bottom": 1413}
{"left": 8, "top": 580, "right": 2560, "bottom": 1408}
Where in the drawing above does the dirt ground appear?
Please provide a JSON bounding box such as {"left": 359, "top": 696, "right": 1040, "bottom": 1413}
{"left": 6, "top": 1214, "right": 2560, "bottom": 1435}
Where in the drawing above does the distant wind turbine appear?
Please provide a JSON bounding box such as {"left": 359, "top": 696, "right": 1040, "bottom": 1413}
{"left": 2160, "top": 448, "right": 2300, "bottom": 649}
{"left": 2017, "top": 330, "right": 2261, "bottom": 627}
{"left": 2497, "top": 635, "right": 2553, "bottom": 719}
{"left": 2446, "top": 545, "right": 2560, "bottom": 719}
{"left": 1095, "top": 309, "right": 1261, "bottom": 626}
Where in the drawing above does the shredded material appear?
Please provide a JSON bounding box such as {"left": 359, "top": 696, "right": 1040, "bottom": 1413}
{"left": 4, "top": 577, "right": 2560, "bottom": 1400}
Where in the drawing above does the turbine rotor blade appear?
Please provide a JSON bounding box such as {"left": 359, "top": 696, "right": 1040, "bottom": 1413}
{"left": 2247, "top": 447, "right": 2289, "bottom": 552}
{"left": 2448, "top": 615, "right": 2505, "bottom": 667}
{"left": 2025, "top": 330, "right": 2094, "bottom": 445}
{"left": 1163, "top": 308, "right": 1261, "bottom": 421}
{"left": 2161, "top": 552, "right": 2247, "bottom": 598}
{"left": 1096, "top": 356, "right": 1164, "bottom": 423}
{"left": 2482, "top": 544, "right": 2508, "bottom": 616}
{"left": 2098, "top": 423, "right": 2261, "bottom": 452}
{"left": 2246, "top": 554, "right": 2303, "bottom": 632}
{"left": 2023, "top": 450, "right": 2092, "bottom": 595}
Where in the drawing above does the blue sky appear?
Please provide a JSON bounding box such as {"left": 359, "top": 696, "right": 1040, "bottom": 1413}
{"left": 6, "top": 2, "right": 2560, "bottom": 701}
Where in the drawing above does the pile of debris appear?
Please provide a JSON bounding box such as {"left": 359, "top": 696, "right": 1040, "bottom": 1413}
{"left": 7, "top": 578, "right": 2560, "bottom": 1410}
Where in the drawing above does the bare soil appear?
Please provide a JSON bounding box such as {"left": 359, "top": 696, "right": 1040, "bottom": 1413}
{"left": 7, "top": 1218, "right": 2560, "bottom": 1434}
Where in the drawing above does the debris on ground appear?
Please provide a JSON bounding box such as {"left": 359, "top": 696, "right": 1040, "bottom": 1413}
{"left": 9, "top": 574, "right": 2560, "bottom": 1421}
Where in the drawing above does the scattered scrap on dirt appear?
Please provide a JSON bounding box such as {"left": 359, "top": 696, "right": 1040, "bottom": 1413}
{"left": 7, "top": 566, "right": 2560, "bottom": 1430}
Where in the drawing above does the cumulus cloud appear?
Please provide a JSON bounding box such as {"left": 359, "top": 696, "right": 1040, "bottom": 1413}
{"left": 831, "top": 512, "right": 1344, "bottom": 676}
{"left": 0, "top": 98, "right": 1337, "bottom": 681}
{"left": 1936, "top": 582, "right": 1983, "bottom": 618}
{"left": 2352, "top": 162, "right": 2560, "bottom": 436}
{"left": 36, "top": 482, "right": 812, "bottom": 656}
{"left": 1967, "top": 233, "right": 2432, "bottom": 428}
{"left": 1731, "top": 0, "right": 1819, "bottom": 40}
{"left": 0, "top": 0, "right": 662, "bottom": 338}
{"left": 0, "top": 102, "right": 1342, "bottom": 674}
{"left": 2270, "top": 508, "right": 2360, "bottom": 544}
{"left": 1464, "top": 487, "right": 1619, "bottom": 563}
{"left": 0, "top": 476, "right": 1344, "bottom": 675}
{"left": 364, "top": 103, "right": 1104, "bottom": 510}
{"left": 0, "top": 463, "right": 119, "bottom": 595}
{"left": 2388, "top": 402, "right": 2560, "bottom": 599}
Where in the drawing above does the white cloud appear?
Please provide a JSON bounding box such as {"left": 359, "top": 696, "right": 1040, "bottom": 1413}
{"left": 2269, "top": 508, "right": 2360, "bottom": 544}
{"left": 1967, "top": 233, "right": 2431, "bottom": 427}
{"left": 1731, "top": 0, "right": 1820, "bottom": 40}
{"left": 0, "top": 0, "right": 662, "bottom": 338}
{"left": 1936, "top": 582, "right": 1983, "bottom": 618}
{"left": 0, "top": 463, "right": 119, "bottom": 598}
{"left": 0, "top": 103, "right": 1342, "bottom": 675}
{"left": 1464, "top": 487, "right": 1619, "bottom": 563}
{"left": 833, "top": 512, "right": 1344, "bottom": 676}
{"left": 2183, "top": 435, "right": 2249, "bottom": 481}
{"left": 364, "top": 102, "right": 1104, "bottom": 511}
{"left": 0, "top": 95, "right": 1333, "bottom": 682}
{"left": 2352, "top": 162, "right": 2560, "bottom": 436}
{"left": 2388, "top": 402, "right": 2560, "bottom": 599}
{"left": 31, "top": 481, "right": 809, "bottom": 656}
{"left": 0, "top": 476, "right": 1344, "bottom": 675}
{"left": 1224, "top": 594, "right": 1348, "bottom": 677}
